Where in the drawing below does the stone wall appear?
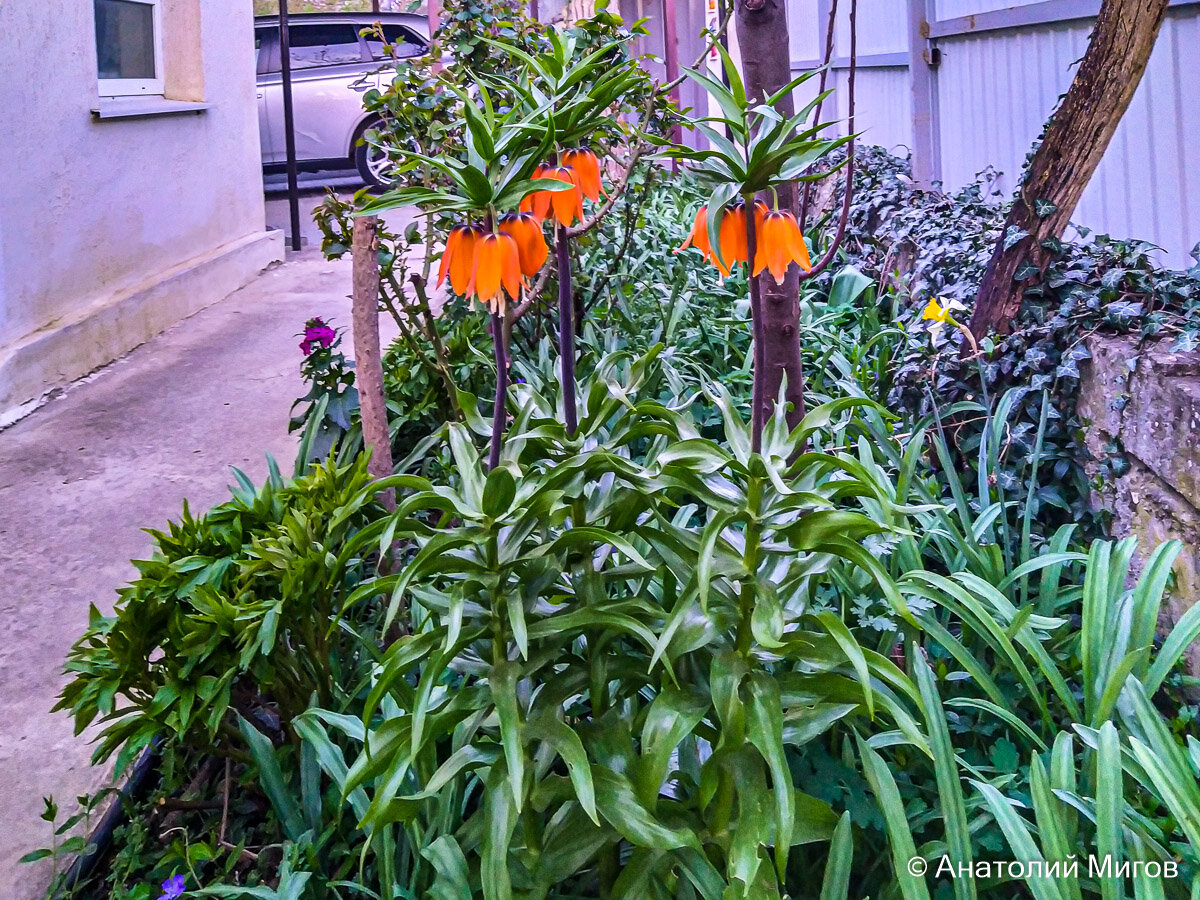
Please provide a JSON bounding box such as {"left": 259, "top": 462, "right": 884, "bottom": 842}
{"left": 1078, "top": 334, "right": 1200, "bottom": 656}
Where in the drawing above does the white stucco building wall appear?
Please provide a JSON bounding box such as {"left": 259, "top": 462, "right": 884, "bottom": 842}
{"left": 0, "top": 0, "right": 283, "bottom": 424}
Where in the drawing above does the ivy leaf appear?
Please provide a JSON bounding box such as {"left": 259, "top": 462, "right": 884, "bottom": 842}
{"left": 1040, "top": 236, "right": 1064, "bottom": 257}
{"left": 1034, "top": 199, "right": 1058, "bottom": 218}
{"left": 989, "top": 737, "right": 1020, "bottom": 774}
{"left": 1003, "top": 226, "right": 1029, "bottom": 250}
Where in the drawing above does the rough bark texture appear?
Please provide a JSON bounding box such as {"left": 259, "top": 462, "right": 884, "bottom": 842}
{"left": 969, "top": 0, "right": 1169, "bottom": 339}
{"left": 736, "top": 0, "right": 807, "bottom": 432}
{"left": 351, "top": 216, "right": 395, "bottom": 509}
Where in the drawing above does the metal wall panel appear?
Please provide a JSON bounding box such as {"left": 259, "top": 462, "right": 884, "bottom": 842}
{"left": 788, "top": 0, "right": 913, "bottom": 151}
{"left": 936, "top": 6, "right": 1200, "bottom": 266}
{"left": 826, "top": 67, "right": 915, "bottom": 153}
{"left": 936, "top": 0, "right": 1042, "bottom": 20}
{"left": 789, "top": 0, "right": 822, "bottom": 63}
{"left": 833, "top": 0, "right": 910, "bottom": 56}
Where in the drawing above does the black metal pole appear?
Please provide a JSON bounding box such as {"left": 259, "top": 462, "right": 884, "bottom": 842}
{"left": 278, "top": 0, "right": 302, "bottom": 252}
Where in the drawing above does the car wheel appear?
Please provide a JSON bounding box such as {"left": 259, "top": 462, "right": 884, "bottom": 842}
{"left": 354, "top": 120, "right": 396, "bottom": 190}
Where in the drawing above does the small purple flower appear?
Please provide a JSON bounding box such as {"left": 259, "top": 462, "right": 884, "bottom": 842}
{"left": 157, "top": 874, "right": 186, "bottom": 900}
{"left": 300, "top": 317, "right": 337, "bottom": 356}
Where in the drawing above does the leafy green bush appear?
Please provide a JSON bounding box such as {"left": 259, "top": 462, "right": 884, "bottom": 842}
{"left": 291, "top": 352, "right": 1200, "bottom": 898}
{"left": 56, "top": 456, "right": 389, "bottom": 764}
{"left": 48, "top": 341, "right": 1200, "bottom": 899}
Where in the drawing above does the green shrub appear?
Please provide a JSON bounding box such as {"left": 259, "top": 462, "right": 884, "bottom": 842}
{"left": 56, "top": 456, "right": 389, "bottom": 765}
{"left": 290, "top": 351, "right": 1200, "bottom": 898}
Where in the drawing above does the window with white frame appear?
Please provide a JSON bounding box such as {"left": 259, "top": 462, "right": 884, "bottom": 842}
{"left": 94, "top": 0, "right": 164, "bottom": 96}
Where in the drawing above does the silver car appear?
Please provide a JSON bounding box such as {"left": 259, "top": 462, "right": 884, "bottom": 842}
{"left": 255, "top": 13, "right": 430, "bottom": 187}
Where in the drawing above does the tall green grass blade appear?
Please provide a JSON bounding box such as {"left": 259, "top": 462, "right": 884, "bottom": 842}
{"left": 1095, "top": 722, "right": 1123, "bottom": 900}
{"left": 914, "top": 656, "right": 976, "bottom": 900}
{"left": 819, "top": 812, "right": 854, "bottom": 900}
{"left": 972, "top": 780, "right": 1066, "bottom": 900}
{"left": 859, "top": 738, "right": 932, "bottom": 900}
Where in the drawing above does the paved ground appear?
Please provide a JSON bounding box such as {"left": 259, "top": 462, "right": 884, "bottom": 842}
{"left": 264, "top": 167, "right": 365, "bottom": 247}
{"left": 0, "top": 241, "right": 364, "bottom": 898}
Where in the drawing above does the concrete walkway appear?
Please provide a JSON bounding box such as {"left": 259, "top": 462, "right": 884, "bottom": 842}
{"left": 0, "top": 249, "right": 361, "bottom": 898}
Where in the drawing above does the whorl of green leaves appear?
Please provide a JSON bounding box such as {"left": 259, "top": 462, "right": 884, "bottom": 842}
{"left": 359, "top": 82, "right": 566, "bottom": 218}
{"left": 673, "top": 46, "right": 852, "bottom": 259}
{"left": 360, "top": 29, "right": 650, "bottom": 221}
{"left": 494, "top": 28, "right": 653, "bottom": 152}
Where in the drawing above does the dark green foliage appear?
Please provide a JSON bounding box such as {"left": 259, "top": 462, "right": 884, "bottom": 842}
{"left": 820, "top": 146, "right": 1200, "bottom": 545}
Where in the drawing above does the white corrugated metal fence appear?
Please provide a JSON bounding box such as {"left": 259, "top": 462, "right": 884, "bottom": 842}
{"left": 783, "top": 0, "right": 1200, "bottom": 266}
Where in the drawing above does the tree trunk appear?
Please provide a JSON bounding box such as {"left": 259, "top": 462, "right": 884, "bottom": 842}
{"left": 969, "top": 0, "right": 1169, "bottom": 340}
{"left": 736, "top": 0, "right": 807, "bottom": 432}
{"left": 351, "top": 215, "right": 395, "bottom": 510}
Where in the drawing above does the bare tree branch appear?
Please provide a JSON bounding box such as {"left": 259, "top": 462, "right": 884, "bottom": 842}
{"left": 798, "top": 0, "right": 840, "bottom": 230}
{"left": 799, "top": 0, "right": 857, "bottom": 283}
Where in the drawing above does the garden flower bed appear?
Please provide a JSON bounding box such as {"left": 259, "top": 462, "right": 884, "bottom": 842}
{"left": 31, "top": 4, "right": 1200, "bottom": 899}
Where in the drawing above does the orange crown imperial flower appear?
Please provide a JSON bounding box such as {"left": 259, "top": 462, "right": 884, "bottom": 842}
{"left": 498, "top": 212, "right": 549, "bottom": 278}
{"left": 437, "top": 224, "right": 482, "bottom": 297}
{"left": 753, "top": 210, "right": 812, "bottom": 283}
{"left": 521, "top": 164, "right": 585, "bottom": 226}
{"left": 677, "top": 201, "right": 769, "bottom": 277}
{"left": 468, "top": 232, "right": 522, "bottom": 315}
{"left": 562, "top": 148, "right": 602, "bottom": 202}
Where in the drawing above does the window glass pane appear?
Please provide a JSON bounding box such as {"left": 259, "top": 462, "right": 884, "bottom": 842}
{"left": 288, "top": 25, "right": 362, "bottom": 69}
{"left": 94, "top": 0, "right": 156, "bottom": 80}
{"left": 366, "top": 25, "right": 424, "bottom": 61}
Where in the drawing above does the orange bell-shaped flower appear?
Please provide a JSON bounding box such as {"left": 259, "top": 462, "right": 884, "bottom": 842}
{"left": 437, "top": 224, "right": 481, "bottom": 297}
{"left": 522, "top": 166, "right": 583, "bottom": 227}
{"left": 753, "top": 210, "right": 812, "bottom": 283}
{"left": 563, "top": 148, "right": 602, "bottom": 202}
{"left": 679, "top": 201, "right": 776, "bottom": 279}
{"left": 498, "top": 212, "right": 548, "bottom": 279}
{"left": 469, "top": 232, "right": 522, "bottom": 314}
{"left": 715, "top": 202, "right": 763, "bottom": 275}
{"left": 677, "top": 206, "right": 711, "bottom": 259}
{"left": 520, "top": 165, "right": 552, "bottom": 221}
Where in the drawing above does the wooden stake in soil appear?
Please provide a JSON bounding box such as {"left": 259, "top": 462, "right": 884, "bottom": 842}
{"left": 351, "top": 215, "right": 395, "bottom": 510}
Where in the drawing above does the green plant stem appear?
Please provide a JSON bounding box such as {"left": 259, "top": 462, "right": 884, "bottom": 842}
{"left": 556, "top": 223, "right": 579, "bottom": 436}
{"left": 379, "top": 276, "right": 448, "bottom": 407}
{"left": 489, "top": 311, "right": 508, "bottom": 471}
{"left": 735, "top": 476, "right": 764, "bottom": 657}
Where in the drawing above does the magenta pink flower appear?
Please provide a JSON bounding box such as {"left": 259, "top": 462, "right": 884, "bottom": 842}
{"left": 300, "top": 318, "right": 337, "bottom": 356}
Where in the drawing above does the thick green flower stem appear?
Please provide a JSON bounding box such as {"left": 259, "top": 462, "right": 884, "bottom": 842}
{"left": 489, "top": 311, "right": 508, "bottom": 470}
{"left": 745, "top": 206, "right": 767, "bottom": 453}
{"left": 735, "top": 475, "right": 764, "bottom": 657}
{"left": 556, "top": 223, "right": 579, "bottom": 436}
{"left": 488, "top": 532, "right": 507, "bottom": 666}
